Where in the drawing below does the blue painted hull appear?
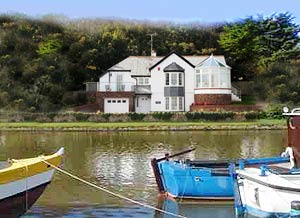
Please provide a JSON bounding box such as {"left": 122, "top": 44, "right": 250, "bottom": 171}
{"left": 158, "top": 161, "right": 233, "bottom": 199}
{"left": 154, "top": 156, "right": 289, "bottom": 199}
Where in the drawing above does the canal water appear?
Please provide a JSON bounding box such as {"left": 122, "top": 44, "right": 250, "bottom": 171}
{"left": 0, "top": 130, "right": 287, "bottom": 218}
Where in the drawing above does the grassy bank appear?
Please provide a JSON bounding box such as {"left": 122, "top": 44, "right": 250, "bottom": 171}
{"left": 0, "top": 119, "right": 286, "bottom": 131}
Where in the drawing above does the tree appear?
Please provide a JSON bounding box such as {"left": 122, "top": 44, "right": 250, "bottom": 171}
{"left": 219, "top": 17, "right": 260, "bottom": 80}
{"left": 219, "top": 13, "right": 300, "bottom": 80}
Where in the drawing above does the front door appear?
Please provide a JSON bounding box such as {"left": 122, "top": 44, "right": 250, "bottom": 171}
{"left": 135, "top": 96, "right": 151, "bottom": 113}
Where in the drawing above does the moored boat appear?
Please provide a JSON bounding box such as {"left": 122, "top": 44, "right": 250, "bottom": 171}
{"left": 151, "top": 151, "right": 289, "bottom": 200}
{"left": 0, "top": 147, "right": 64, "bottom": 217}
{"left": 233, "top": 107, "right": 300, "bottom": 217}
{"left": 234, "top": 164, "right": 300, "bottom": 217}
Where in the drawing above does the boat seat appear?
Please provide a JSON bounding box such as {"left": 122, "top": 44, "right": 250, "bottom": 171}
{"left": 266, "top": 165, "right": 291, "bottom": 175}
{"left": 211, "top": 168, "right": 230, "bottom": 176}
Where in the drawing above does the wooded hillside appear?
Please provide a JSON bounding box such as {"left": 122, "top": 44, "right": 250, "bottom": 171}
{"left": 0, "top": 13, "right": 299, "bottom": 111}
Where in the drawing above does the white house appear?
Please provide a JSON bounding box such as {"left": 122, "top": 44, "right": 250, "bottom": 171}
{"left": 88, "top": 51, "right": 241, "bottom": 113}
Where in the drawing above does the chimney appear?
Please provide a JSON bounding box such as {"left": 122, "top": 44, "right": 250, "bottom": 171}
{"left": 151, "top": 50, "right": 157, "bottom": 57}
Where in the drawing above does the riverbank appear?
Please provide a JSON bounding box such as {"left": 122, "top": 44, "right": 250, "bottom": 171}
{"left": 0, "top": 119, "right": 286, "bottom": 131}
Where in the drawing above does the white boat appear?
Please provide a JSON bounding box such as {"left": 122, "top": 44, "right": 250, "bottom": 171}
{"left": 234, "top": 107, "right": 300, "bottom": 217}
{"left": 235, "top": 163, "right": 300, "bottom": 217}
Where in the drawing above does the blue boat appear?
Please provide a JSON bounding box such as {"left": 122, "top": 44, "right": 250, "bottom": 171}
{"left": 151, "top": 149, "right": 289, "bottom": 200}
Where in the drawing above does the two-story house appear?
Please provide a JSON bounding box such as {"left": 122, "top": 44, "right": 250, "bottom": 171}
{"left": 86, "top": 51, "right": 240, "bottom": 113}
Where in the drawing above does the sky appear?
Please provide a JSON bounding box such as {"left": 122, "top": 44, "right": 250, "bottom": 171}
{"left": 1, "top": 0, "right": 300, "bottom": 24}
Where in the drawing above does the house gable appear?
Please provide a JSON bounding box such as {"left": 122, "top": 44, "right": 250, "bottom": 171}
{"left": 149, "top": 51, "right": 195, "bottom": 71}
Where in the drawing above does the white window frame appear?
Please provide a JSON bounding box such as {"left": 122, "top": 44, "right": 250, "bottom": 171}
{"left": 165, "top": 97, "right": 184, "bottom": 111}
{"left": 165, "top": 73, "right": 169, "bottom": 86}
{"left": 196, "top": 68, "right": 230, "bottom": 88}
{"left": 138, "top": 77, "right": 144, "bottom": 85}
{"left": 116, "top": 74, "right": 123, "bottom": 91}
{"left": 165, "top": 72, "right": 184, "bottom": 87}
{"left": 165, "top": 97, "right": 169, "bottom": 110}
{"left": 137, "top": 77, "right": 150, "bottom": 85}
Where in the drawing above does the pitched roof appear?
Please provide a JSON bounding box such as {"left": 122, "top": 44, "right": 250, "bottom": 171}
{"left": 197, "top": 54, "right": 230, "bottom": 68}
{"left": 107, "top": 56, "right": 162, "bottom": 76}
{"left": 149, "top": 51, "right": 194, "bottom": 70}
{"left": 106, "top": 52, "right": 227, "bottom": 76}
{"left": 164, "top": 62, "right": 185, "bottom": 72}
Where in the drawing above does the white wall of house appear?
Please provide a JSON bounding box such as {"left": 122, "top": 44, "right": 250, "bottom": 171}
{"left": 99, "top": 71, "right": 135, "bottom": 92}
{"left": 150, "top": 53, "right": 195, "bottom": 112}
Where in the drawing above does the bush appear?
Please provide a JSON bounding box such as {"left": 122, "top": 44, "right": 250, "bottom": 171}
{"left": 185, "top": 112, "right": 235, "bottom": 121}
{"left": 151, "top": 112, "right": 173, "bottom": 121}
{"left": 244, "top": 111, "right": 264, "bottom": 120}
{"left": 263, "top": 105, "right": 284, "bottom": 119}
{"left": 128, "top": 113, "right": 146, "bottom": 121}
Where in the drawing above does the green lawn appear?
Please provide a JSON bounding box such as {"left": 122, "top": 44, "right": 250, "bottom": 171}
{"left": 0, "top": 119, "right": 286, "bottom": 130}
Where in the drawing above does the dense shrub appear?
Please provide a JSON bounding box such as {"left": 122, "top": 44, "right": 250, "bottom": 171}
{"left": 185, "top": 112, "right": 235, "bottom": 121}
{"left": 128, "top": 113, "right": 146, "bottom": 121}
{"left": 244, "top": 111, "right": 264, "bottom": 120}
{"left": 151, "top": 112, "right": 173, "bottom": 121}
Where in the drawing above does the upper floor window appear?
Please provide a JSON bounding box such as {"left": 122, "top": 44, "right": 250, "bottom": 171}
{"left": 116, "top": 74, "right": 124, "bottom": 91}
{"left": 165, "top": 72, "right": 184, "bottom": 86}
{"left": 137, "top": 77, "right": 150, "bottom": 85}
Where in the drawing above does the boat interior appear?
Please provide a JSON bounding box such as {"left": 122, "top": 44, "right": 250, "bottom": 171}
{"left": 0, "top": 161, "right": 10, "bottom": 170}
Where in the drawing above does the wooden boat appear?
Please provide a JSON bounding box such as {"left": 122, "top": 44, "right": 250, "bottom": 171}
{"left": 0, "top": 147, "right": 64, "bottom": 217}
{"left": 151, "top": 151, "right": 289, "bottom": 200}
{"left": 233, "top": 107, "right": 300, "bottom": 217}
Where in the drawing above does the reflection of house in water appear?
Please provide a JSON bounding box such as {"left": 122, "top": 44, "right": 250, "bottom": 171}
{"left": 92, "top": 151, "right": 155, "bottom": 187}
{"left": 240, "top": 137, "right": 261, "bottom": 158}
{"left": 0, "top": 135, "right": 5, "bottom": 146}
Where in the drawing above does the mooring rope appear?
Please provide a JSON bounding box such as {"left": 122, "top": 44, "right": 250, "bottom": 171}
{"left": 41, "top": 158, "right": 187, "bottom": 218}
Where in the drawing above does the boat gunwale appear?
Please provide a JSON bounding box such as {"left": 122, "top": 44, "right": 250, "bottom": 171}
{"left": 238, "top": 171, "right": 300, "bottom": 193}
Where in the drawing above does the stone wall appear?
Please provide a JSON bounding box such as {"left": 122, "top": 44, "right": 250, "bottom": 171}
{"left": 194, "top": 94, "right": 232, "bottom": 105}
{"left": 96, "top": 92, "right": 135, "bottom": 112}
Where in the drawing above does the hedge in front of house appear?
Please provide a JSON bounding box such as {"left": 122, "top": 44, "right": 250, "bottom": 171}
{"left": 185, "top": 112, "right": 235, "bottom": 121}
{"left": 0, "top": 111, "right": 272, "bottom": 123}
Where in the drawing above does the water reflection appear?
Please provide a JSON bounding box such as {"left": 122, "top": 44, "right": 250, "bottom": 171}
{"left": 0, "top": 130, "right": 287, "bottom": 217}
{"left": 155, "top": 197, "right": 234, "bottom": 218}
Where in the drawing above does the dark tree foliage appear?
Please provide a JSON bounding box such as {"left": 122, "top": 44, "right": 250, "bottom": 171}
{"left": 219, "top": 13, "right": 300, "bottom": 80}
{"left": 0, "top": 13, "right": 299, "bottom": 111}
{"left": 255, "top": 61, "right": 300, "bottom": 105}
{"left": 0, "top": 15, "right": 224, "bottom": 111}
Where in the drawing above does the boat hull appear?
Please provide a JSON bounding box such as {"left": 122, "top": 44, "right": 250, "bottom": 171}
{"left": 0, "top": 148, "right": 64, "bottom": 217}
{"left": 0, "top": 182, "right": 49, "bottom": 217}
{"left": 158, "top": 161, "right": 233, "bottom": 199}
{"left": 153, "top": 156, "right": 289, "bottom": 200}
{"left": 237, "top": 168, "right": 300, "bottom": 216}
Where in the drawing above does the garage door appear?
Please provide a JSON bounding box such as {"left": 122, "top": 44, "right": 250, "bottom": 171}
{"left": 104, "top": 98, "right": 129, "bottom": 113}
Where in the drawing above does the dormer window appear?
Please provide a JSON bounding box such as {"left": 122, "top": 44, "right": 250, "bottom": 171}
{"left": 164, "top": 62, "right": 185, "bottom": 87}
